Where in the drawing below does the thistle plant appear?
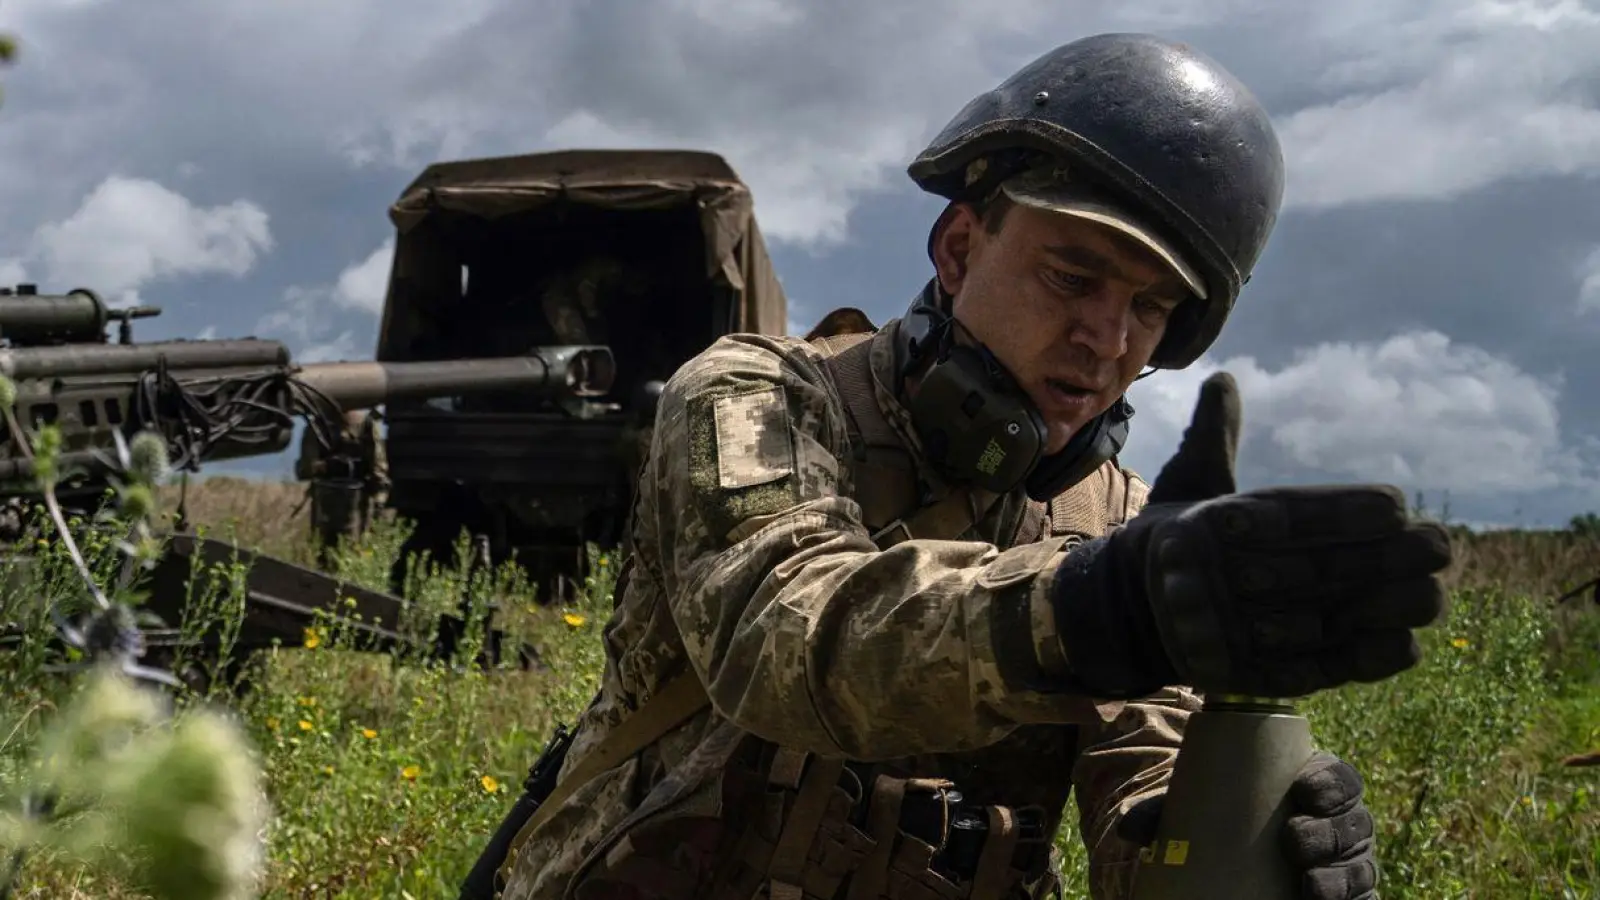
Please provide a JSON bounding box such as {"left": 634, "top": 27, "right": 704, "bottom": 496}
{"left": 0, "top": 373, "right": 267, "bottom": 899}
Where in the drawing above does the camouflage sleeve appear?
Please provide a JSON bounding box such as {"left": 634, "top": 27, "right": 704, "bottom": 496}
{"left": 642, "top": 334, "right": 1115, "bottom": 763}
{"left": 1070, "top": 686, "right": 1203, "bottom": 899}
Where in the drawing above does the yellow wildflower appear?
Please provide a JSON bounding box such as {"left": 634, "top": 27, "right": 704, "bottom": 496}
{"left": 265, "top": 716, "right": 279, "bottom": 731}
{"left": 481, "top": 775, "right": 500, "bottom": 794}
{"left": 303, "top": 628, "right": 321, "bottom": 649}
{"left": 361, "top": 728, "right": 377, "bottom": 739}
{"left": 563, "top": 612, "right": 587, "bottom": 627}
{"left": 298, "top": 720, "right": 313, "bottom": 732}
{"left": 297, "top": 695, "right": 317, "bottom": 708}
{"left": 1450, "top": 637, "right": 1469, "bottom": 649}
{"left": 322, "top": 765, "right": 335, "bottom": 776}
{"left": 401, "top": 765, "right": 421, "bottom": 781}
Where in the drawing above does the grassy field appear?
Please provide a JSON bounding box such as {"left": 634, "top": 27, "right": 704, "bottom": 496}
{"left": 2, "top": 475, "right": 1598, "bottom": 899}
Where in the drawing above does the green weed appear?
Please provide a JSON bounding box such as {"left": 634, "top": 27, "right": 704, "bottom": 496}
{"left": 2, "top": 476, "right": 1597, "bottom": 898}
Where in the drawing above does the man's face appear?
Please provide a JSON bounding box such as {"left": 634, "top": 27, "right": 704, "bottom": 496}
{"left": 931, "top": 200, "right": 1187, "bottom": 455}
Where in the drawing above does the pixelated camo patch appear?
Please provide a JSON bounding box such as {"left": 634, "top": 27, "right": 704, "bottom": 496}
{"left": 713, "top": 386, "right": 795, "bottom": 490}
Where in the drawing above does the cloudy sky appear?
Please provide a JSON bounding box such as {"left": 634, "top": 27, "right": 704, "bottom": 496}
{"left": 2, "top": 0, "right": 1598, "bottom": 530}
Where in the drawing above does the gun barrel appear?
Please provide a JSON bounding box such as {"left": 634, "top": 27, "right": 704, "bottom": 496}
{"left": 294, "top": 346, "right": 616, "bottom": 409}
{"left": 0, "top": 339, "right": 290, "bottom": 380}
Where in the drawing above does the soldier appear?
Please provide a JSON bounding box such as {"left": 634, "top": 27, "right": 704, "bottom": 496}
{"left": 361, "top": 410, "right": 389, "bottom": 511}
{"left": 541, "top": 255, "right": 640, "bottom": 347}
{"left": 468, "top": 34, "right": 1451, "bottom": 900}
{"left": 295, "top": 408, "right": 388, "bottom": 567}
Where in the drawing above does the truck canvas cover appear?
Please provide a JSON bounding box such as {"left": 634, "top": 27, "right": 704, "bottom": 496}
{"left": 377, "top": 148, "right": 787, "bottom": 356}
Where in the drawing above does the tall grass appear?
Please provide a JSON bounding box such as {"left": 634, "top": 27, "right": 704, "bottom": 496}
{"left": 3, "top": 477, "right": 1598, "bottom": 898}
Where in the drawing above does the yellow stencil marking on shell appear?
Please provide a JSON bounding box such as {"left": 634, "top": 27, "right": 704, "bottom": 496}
{"left": 1162, "top": 840, "right": 1189, "bottom": 865}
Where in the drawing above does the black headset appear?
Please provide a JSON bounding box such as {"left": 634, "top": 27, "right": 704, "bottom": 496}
{"left": 895, "top": 281, "right": 1132, "bottom": 502}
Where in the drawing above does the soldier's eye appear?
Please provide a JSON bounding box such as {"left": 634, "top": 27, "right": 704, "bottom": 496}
{"left": 1135, "top": 296, "right": 1177, "bottom": 322}
{"left": 1046, "top": 269, "right": 1089, "bottom": 293}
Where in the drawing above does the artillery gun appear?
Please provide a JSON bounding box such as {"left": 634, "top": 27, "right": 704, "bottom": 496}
{"left": 0, "top": 282, "right": 616, "bottom": 687}
{"left": 373, "top": 149, "right": 789, "bottom": 603}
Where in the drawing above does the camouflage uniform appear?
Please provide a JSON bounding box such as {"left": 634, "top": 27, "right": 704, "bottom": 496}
{"left": 295, "top": 410, "right": 389, "bottom": 561}
{"left": 496, "top": 317, "right": 1200, "bottom": 900}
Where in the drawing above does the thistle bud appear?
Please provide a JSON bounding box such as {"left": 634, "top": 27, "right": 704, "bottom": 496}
{"left": 117, "top": 483, "right": 155, "bottom": 522}
{"left": 127, "top": 431, "right": 170, "bottom": 485}
{"left": 37, "top": 666, "right": 165, "bottom": 781}
{"left": 32, "top": 423, "right": 61, "bottom": 488}
{"left": 110, "top": 712, "right": 267, "bottom": 900}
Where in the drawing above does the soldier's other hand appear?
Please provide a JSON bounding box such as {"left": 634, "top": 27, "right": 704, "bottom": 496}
{"left": 1050, "top": 372, "right": 1453, "bottom": 698}
{"left": 1111, "top": 753, "right": 1379, "bottom": 900}
{"left": 1283, "top": 752, "right": 1378, "bottom": 900}
{"left": 1113, "top": 794, "right": 1165, "bottom": 847}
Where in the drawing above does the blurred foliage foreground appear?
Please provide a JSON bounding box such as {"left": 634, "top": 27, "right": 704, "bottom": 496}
{"left": 0, "top": 475, "right": 1597, "bottom": 899}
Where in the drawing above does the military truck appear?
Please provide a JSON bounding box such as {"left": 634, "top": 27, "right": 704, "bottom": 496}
{"left": 372, "top": 149, "right": 789, "bottom": 602}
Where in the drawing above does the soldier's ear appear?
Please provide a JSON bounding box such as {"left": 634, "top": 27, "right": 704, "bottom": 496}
{"left": 930, "top": 203, "right": 978, "bottom": 296}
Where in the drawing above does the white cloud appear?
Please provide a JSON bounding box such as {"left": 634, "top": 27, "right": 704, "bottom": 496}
{"left": 10, "top": 0, "right": 1600, "bottom": 246}
{"left": 1577, "top": 245, "right": 1600, "bottom": 313}
{"left": 331, "top": 239, "right": 393, "bottom": 314}
{"left": 0, "top": 0, "right": 1241, "bottom": 251}
{"left": 254, "top": 289, "right": 319, "bottom": 347}
{"left": 254, "top": 285, "right": 362, "bottom": 358}
{"left": 0, "top": 176, "right": 272, "bottom": 305}
{"left": 4, "top": 0, "right": 1600, "bottom": 248}
{"left": 255, "top": 240, "right": 391, "bottom": 359}
{"left": 674, "top": 0, "right": 802, "bottom": 34}
{"left": 329, "top": 0, "right": 1071, "bottom": 249}
{"left": 1124, "top": 329, "right": 1594, "bottom": 499}
{"left": 297, "top": 331, "right": 359, "bottom": 363}
{"left": 1276, "top": 0, "right": 1600, "bottom": 209}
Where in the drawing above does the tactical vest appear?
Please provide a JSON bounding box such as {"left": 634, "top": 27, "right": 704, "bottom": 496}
{"left": 498, "top": 324, "right": 1148, "bottom": 899}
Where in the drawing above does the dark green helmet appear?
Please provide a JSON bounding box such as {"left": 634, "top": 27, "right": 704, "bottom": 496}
{"left": 909, "top": 32, "right": 1285, "bottom": 369}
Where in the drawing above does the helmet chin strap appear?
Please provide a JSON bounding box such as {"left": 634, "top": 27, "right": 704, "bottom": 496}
{"left": 895, "top": 277, "right": 1135, "bottom": 501}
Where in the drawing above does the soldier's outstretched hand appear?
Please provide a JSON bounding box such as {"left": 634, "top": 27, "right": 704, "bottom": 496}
{"left": 1051, "top": 372, "right": 1453, "bottom": 699}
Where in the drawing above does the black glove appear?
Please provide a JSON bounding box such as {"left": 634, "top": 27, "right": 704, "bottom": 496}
{"left": 1051, "top": 371, "right": 1453, "bottom": 698}
{"left": 1116, "top": 751, "right": 1378, "bottom": 900}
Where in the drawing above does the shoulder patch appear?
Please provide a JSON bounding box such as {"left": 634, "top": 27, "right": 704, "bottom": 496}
{"left": 713, "top": 386, "right": 795, "bottom": 489}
